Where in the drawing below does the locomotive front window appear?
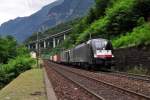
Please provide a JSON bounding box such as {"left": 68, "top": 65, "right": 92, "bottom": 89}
{"left": 105, "top": 41, "right": 113, "bottom": 50}
{"left": 92, "top": 40, "right": 106, "bottom": 50}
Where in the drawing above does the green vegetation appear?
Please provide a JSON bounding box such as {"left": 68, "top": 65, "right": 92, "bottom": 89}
{"left": 0, "top": 56, "right": 35, "bottom": 87}
{"left": 128, "top": 66, "right": 149, "bottom": 75}
{"left": 76, "top": 0, "right": 150, "bottom": 44}
{"left": 0, "top": 69, "right": 46, "bottom": 100}
{"left": 0, "top": 36, "right": 35, "bottom": 89}
{"left": 0, "top": 36, "right": 17, "bottom": 64}
{"left": 113, "top": 22, "right": 150, "bottom": 48}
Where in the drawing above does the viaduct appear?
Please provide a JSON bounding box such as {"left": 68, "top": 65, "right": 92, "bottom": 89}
{"left": 26, "top": 28, "right": 72, "bottom": 51}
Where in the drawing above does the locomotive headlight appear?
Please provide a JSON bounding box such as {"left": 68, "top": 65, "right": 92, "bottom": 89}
{"left": 112, "top": 55, "right": 115, "bottom": 58}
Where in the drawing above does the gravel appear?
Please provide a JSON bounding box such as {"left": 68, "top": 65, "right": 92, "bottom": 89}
{"left": 47, "top": 61, "right": 150, "bottom": 98}
{"left": 44, "top": 61, "right": 99, "bottom": 100}
{"left": 52, "top": 65, "right": 137, "bottom": 100}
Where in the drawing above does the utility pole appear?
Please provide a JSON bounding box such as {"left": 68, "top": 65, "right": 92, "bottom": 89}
{"left": 36, "top": 32, "right": 39, "bottom": 68}
{"left": 37, "top": 26, "right": 45, "bottom": 67}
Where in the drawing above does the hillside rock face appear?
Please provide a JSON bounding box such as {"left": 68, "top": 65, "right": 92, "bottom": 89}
{"left": 0, "top": 0, "right": 94, "bottom": 42}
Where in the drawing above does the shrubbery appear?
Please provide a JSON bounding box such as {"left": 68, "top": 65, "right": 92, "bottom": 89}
{"left": 57, "top": 0, "right": 148, "bottom": 45}
{"left": 0, "top": 36, "right": 35, "bottom": 89}
{"left": 0, "top": 55, "right": 35, "bottom": 89}
{"left": 0, "top": 55, "right": 35, "bottom": 88}
{"left": 112, "top": 22, "right": 150, "bottom": 48}
{"left": 76, "top": 0, "right": 150, "bottom": 44}
{"left": 128, "top": 66, "right": 149, "bottom": 75}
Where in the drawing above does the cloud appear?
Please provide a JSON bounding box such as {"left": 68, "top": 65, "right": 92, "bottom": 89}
{"left": 0, "top": 0, "right": 56, "bottom": 25}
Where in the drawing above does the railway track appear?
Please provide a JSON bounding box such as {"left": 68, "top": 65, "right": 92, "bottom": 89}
{"left": 108, "top": 71, "right": 150, "bottom": 82}
{"left": 48, "top": 62, "right": 150, "bottom": 100}
{"left": 52, "top": 66, "right": 104, "bottom": 100}
{"left": 66, "top": 65, "right": 150, "bottom": 82}
{"left": 45, "top": 61, "right": 103, "bottom": 100}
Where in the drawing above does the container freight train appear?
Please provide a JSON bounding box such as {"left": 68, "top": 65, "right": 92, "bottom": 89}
{"left": 50, "top": 38, "right": 114, "bottom": 69}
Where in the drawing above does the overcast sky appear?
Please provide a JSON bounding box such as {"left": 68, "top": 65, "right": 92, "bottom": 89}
{"left": 0, "top": 0, "right": 56, "bottom": 25}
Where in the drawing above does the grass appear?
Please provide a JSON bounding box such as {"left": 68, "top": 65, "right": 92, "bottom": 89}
{"left": 0, "top": 69, "right": 46, "bottom": 100}
{"left": 127, "top": 66, "right": 149, "bottom": 75}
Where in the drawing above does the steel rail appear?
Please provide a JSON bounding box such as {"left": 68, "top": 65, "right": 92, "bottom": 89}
{"left": 104, "top": 71, "right": 150, "bottom": 82}
{"left": 48, "top": 63, "right": 105, "bottom": 100}
{"left": 50, "top": 63, "right": 150, "bottom": 100}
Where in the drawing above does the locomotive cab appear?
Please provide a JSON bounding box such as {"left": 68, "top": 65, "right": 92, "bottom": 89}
{"left": 89, "top": 39, "right": 114, "bottom": 66}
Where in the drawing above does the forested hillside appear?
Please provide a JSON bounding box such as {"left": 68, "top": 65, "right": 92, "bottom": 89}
{"left": 62, "top": 0, "right": 150, "bottom": 49}
{"left": 27, "top": 0, "right": 150, "bottom": 54}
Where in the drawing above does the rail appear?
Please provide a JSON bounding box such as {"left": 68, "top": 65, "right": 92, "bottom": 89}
{"left": 50, "top": 62, "right": 150, "bottom": 100}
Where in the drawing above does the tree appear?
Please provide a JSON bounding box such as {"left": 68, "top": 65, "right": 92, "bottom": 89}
{"left": 86, "top": 8, "right": 96, "bottom": 24}
{"left": 94, "top": 0, "right": 111, "bottom": 19}
{"left": 0, "top": 36, "right": 17, "bottom": 64}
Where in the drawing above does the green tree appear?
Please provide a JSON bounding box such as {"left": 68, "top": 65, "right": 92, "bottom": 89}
{"left": 94, "top": 0, "right": 112, "bottom": 19}
{"left": 0, "top": 36, "right": 17, "bottom": 64}
{"left": 86, "top": 8, "right": 96, "bottom": 24}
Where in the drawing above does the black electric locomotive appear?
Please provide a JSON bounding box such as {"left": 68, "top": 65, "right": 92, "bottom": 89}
{"left": 59, "top": 38, "right": 114, "bottom": 69}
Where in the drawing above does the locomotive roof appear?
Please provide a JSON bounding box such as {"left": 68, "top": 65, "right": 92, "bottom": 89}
{"left": 87, "top": 38, "right": 108, "bottom": 43}
{"left": 75, "top": 42, "right": 86, "bottom": 49}
{"left": 74, "top": 38, "right": 109, "bottom": 49}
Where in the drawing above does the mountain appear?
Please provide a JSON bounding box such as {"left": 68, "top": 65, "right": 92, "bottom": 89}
{"left": 0, "top": 0, "right": 94, "bottom": 42}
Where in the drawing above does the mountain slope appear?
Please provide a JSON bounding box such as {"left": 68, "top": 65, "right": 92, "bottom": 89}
{"left": 0, "top": 0, "right": 64, "bottom": 42}
{"left": 0, "top": 0, "right": 94, "bottom": 42}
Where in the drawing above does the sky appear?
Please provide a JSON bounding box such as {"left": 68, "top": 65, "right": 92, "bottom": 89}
{"left": 0, "top": 0, "right": 57, "bottom": 25}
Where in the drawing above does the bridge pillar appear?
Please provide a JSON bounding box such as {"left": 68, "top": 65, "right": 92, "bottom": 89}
{"left": 53, "top": 38, "right": 56, "bottom": 48}
{"left": 39, "top": 43, "right": 42, "bottom": 49}
{"left": 64, "top": 34, "right": 66, "bottom": 40}
{"left": 36, "top": 43, "right": 38, "bottom": 50}
{"left": 57, "top": 39, "right": 60, "bottom": 45}
{"left": 47, "top": 42, "right": 50, "bottom": 47}
{"left": 44, "top": 41, "right": 46, "bottom": 48}
{"left": 28, "top": 44, "right": 30, "bottom": 49}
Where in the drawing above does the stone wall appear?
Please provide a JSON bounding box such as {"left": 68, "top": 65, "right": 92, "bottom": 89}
{"left": 113, "top": 45, "right": 150, "bottom": 71}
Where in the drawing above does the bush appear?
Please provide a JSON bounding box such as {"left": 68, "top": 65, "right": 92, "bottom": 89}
{"left": 128, "top": 66, "right": 149, "bottom": 75}
{"left": 112, "top": 22, "right": 150, "bottom": 48}
{"left": 7, "top": 56, "right": 35, "bottom": 76}
{"left": 0, "top": 56, "right": 35, "bottom": 88}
